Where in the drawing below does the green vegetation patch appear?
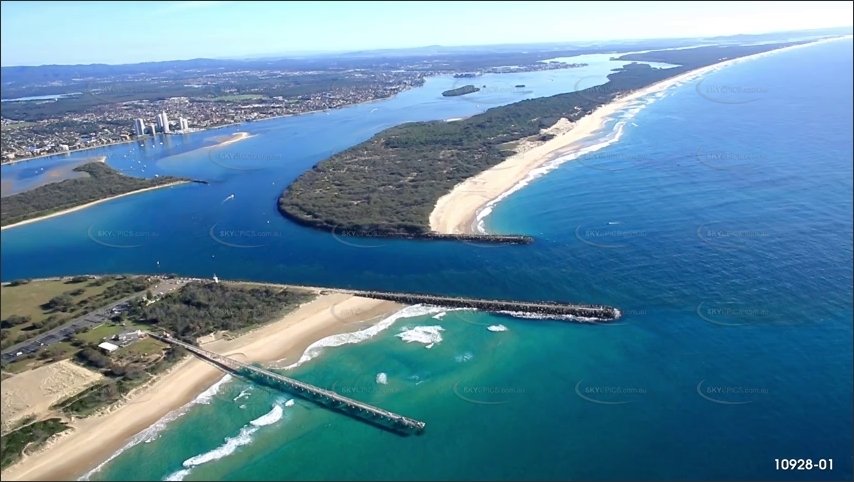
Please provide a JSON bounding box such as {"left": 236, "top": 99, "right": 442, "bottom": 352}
{"left": 131, "top": 281, "right": 315, "bottom": 341}
{"left": 74, "top": 323, "right": 124, "bottom": 344}
{"left": 0, "top": 162, "right": 191, "bottom": 226}
{"left": 1, "top": 418, "right": 69, "bottom": 469}
{"left": 442, "top": 85, "right": 480, "bottom": 97}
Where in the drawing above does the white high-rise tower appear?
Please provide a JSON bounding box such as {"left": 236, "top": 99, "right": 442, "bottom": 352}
{"left": 133, "top": 118, "right": 145, "bottom": 137}
{"left": 156, "top": 112, "right": 170, "bottom": 133}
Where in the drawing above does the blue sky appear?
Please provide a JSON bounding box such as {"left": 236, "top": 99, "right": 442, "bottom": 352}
{"left": 1, "top": 1, "right": 851, "bottom": 66}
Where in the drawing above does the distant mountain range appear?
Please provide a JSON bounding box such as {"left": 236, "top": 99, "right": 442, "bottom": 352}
{"left": 254, "top": 26, "right": 853, "bottom": 59}
{"left": 1, "top": 26, "right": 850, "bottom": 88}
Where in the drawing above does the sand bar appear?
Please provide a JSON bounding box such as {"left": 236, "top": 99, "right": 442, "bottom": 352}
{"left": 429, "top": 36, "right": 851, "bottom": 234}
{"left": 0, "top": 293, "right": 404, "bottom": 481}
{"left": 215, "top": 131, "right": 254, "bottom": 147}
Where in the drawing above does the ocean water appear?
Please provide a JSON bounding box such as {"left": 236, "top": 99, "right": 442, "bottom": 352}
{"left": 2, "top": 40, "right": 852, "bottom": 481}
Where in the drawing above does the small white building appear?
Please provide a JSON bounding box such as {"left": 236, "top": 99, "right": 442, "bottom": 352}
{"left": 97, "top": 342, "right": 120, "bottom": 354}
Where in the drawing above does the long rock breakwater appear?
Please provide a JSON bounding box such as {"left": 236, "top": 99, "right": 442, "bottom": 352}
{"left": 340, "top": 289, "right": 620, "bottom": 321}
{"left": 279, "top": 211, "right": 533, "bottom": 244}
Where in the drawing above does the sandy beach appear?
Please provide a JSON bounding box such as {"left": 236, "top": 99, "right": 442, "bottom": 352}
{"left": 429, "top": 36, "right": 849, "bottom": 235}
{"left": 0, "top": 181, "right": 191, "bottom": 232}
{"left": 1, "top": 292, "right": 404, "bottom": 481}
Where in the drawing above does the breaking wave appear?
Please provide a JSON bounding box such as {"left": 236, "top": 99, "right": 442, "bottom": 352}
{"left": 79, "top": 374, "right": 234, "bottom": 481}
{"left": 396, "top": 325, "right": 445, "bottom": 346}
{"left": 278, "top": 304, "right": 448, "bottom": 370}
{"left": 496, "top": 309, "right": 617, "bottom": 323}
{"left": 163, "top": 401, "right": 287, "bottom": 481}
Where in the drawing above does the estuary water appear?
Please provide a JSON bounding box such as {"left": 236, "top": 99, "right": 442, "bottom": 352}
{"left": 1, "top": 40, "right": 851, "bottom": 481}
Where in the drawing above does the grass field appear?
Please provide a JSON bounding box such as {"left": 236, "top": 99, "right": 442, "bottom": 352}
{"left": 75, "top": 324, "right": 124, "bottom": 344}
{"left": 0, "top": 276, "right": 156, "bottom": 352}
{"left": 118, "top": 338, "right": 165, "bottom": 357}
{"left": 1, "top": 278, "right": 117, "bottom": 326}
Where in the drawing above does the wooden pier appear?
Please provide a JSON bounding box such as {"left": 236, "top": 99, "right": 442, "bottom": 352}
{"left": 151, "top": 334, "right": 426, "bottom": 435}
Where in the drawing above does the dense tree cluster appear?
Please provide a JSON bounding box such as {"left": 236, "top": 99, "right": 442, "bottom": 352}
{"left": 130, "top": 281, "right": 315, "bottom": 340}
{"left": 1, "top": 418, "right": 69, "bottom": 469}
{"left": 442, "top": 85, "right": 480, "bottom": 97}
{"left": 0, "top": 162, "right": 189, "bottom": 226}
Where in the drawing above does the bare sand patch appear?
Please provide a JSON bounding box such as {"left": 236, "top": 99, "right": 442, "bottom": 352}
{"left": 1, "top": 360, "right": 103, "bottom": 431}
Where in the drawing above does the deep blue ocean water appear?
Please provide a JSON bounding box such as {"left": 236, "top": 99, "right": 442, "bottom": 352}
{"left": 1, "top": 41, "right": 851, "bottom": 481}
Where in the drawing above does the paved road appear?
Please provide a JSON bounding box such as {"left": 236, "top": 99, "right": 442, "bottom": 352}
{"left": 1, "top": 278, "right": 187, "bottom": 364}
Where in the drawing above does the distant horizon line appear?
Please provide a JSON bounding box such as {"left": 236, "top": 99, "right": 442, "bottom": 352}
{"left": 2, "top": 25, "right": 851, "bottom": 69}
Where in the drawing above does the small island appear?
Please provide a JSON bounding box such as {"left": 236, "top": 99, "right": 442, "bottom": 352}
{"left": 442, "top": 85, "right": 480, "bottom": 97}
{"left": 0, "top": 162, "right": 203, "bottom": 228}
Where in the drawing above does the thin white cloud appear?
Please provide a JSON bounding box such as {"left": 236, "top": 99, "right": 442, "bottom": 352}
{"left": 154, "top": 1, "right": 233, "bottom": 15}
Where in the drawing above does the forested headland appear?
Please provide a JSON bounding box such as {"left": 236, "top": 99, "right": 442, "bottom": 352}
{"left": 278, "top": 42, "right": 807, "bottom": 240}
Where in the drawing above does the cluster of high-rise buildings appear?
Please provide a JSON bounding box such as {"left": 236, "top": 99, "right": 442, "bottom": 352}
{"left": 133, "top": 112, "right": 190, "bottom": 137}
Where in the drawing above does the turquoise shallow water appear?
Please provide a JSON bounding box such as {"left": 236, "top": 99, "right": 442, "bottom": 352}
{"left": 2, "top": 41, "right": 852, "bottom": 481}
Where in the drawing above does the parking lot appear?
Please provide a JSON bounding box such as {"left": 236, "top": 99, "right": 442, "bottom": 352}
{"left": 1, "top": 277, "right": 195, "bottom": 364}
